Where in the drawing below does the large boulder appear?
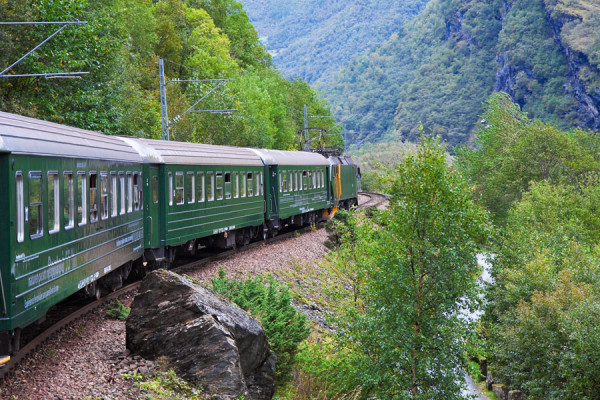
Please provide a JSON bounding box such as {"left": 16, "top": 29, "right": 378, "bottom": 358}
{"left": 126, "top": 270, "right": 276, "bottom": 400}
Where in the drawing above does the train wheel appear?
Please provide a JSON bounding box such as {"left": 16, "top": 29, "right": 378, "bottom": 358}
{"left": 10, "top": 328, "right": 22, "bottom": 356}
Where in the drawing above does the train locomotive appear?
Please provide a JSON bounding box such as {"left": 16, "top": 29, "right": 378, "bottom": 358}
{"left": 0, "top": 111, "right": 360, "bottom": 362}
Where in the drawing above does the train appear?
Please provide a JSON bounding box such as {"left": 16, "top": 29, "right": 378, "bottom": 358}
{"left": 0, "top": 111, "right": 360, "bottom": 362}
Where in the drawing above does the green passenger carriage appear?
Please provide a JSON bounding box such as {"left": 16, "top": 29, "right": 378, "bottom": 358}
{"left": 252, "top": 149, "right": 332, "bottom": 231}
{"left": 121, "top": 138, "right": 267, "bottom": 266}
{"left": 0, "top": 112, "right": 144, "bottom": 356}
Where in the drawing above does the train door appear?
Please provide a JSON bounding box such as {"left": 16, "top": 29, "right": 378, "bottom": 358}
{"left": 266, "top": 165, "right": 279, "bottom": 221}
{"left": 144, "top": 165, "right": 161, "bottom": 248}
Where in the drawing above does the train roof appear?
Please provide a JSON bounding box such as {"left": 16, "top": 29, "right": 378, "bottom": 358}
{"left": 120, "top": 137, "right": 264, "bottom": 166}
{"left": 251, "top": 149, "right": 330, "bottom": 166}
{"left": 328, "top": 155, "right": 358, "bottom": 167}
{"left": 0, "top": 111, "right": 143, "bottom": 163}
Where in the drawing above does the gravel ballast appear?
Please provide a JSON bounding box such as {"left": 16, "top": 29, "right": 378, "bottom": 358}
{"left": 0, "top": 229, "right": 329, "bottom": 400}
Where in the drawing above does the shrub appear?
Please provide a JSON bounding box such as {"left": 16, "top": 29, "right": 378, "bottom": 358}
{"left": 105, "top": 299, "right": 130, "bottom": 321}
{"left": 211, "top": 270, "right": 310, "bottom": 384}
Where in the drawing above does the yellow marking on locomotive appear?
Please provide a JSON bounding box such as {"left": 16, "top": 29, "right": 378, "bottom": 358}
{"left": 0, "top": 355, "right": 10, "bottom": 366}
{"left": 334, "top": 164, "right": 342, "bottom": 202}
{"left": 322, "top": 206, "right": 338, "bottom": 220}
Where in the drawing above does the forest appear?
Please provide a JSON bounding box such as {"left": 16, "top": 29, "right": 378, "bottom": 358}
{"left": 328, "top": 0, "right": 600, "bottom": 148}
{"left": 0, "top": 0, "right": 343, "bottom": 150}
{"left": 292, "top": 93, "right": 600, "bottom": 399}
{"left": 239, "top": 0, "right": 428, "bottom": 87}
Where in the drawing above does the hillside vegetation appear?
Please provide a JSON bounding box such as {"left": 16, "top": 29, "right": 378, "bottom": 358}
{"left": 457, "top": 92, "right": 600, "bottom": 399}
{"left": 239, "top": 0, "right": 429, "bottom": 86}
{"left": 0, "top": 0, "right": 342, "bottom": 149}
{"left": 329, "top": 0, "right": 600, "bottom": 147}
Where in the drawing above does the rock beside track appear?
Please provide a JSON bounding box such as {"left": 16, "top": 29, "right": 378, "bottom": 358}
{"left": 126, "top": 270, "right": 276, "bottom": 400}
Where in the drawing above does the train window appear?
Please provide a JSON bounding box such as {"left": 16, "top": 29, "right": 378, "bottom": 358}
{"left": 260, "top": 172, "right": 264, "bottom": 195}
{"left": 312, "top": 171, "right": 316, "bottom": 189}
{"left": 175, "top": 172, "right": 184, "bottom": 205}
{"left": 316, "top": 170, "right": 320, "bottom": 189}
{"left": 119, "top": 172, "right": 126, "bottom": 215}
{"left": 63, "top": 172, "right": 75, "bottom": 230}
{"left": 127, "top": 172, "right": 134, "bottom": 212}
{"left": 186, "top": 172, "right": 195, "bottom": 204}
{"left": 233, "top": 172, "right": 239, "bottom": 199}
{"left": 302, "top": 171, "right": 308, "bottom": 190}
{"left": 197, "top": 172, "right": 205, "bottom": 202}
{"left": 152, "top": 175, "right": 159, "bottom": 204}
{"left": 247, "top": 173, "right": 253, "bottom": 197}
{"left": 133, "top": 173, "right": 141, "bottom": 211}
{"left": 16, "top": 172, "right": 24, "bottom": 243}
{"left": 78, "top": 172, "right": 87, "bottom": 226}
{"left": 255, "top": 172, "right": 260, "bottom": 197}
{"left": 207, "top": 172, "right": 214, "bottom": 201}
{"left": 168, "top": 172, "right": 173, "bottom": 206}
{"left": 295, "top": 172, "right": 299, "bottom": 191}
{"left": 321, "top": 170, "right": 325, "bottom": 188}
{"left": 289, "top": 172, "right": 293, "bottom": 192}
{"left": 216, "top": 172, "right": 224, "bottom": 201}
{"left": 48, "top": 173, "right": 60, "bottom": 234}
{"left": 240, "top": 171, "right": 246, "bottom": 198}
{"left": 281, "top": 172, "right": 287, "bottom": 192}
{"left": 225, "top": 172, "right": 231, "bottom": 200}
{"left": 111, "top": 173, "right": 118, "bottom": 217}
{"left": 278, "top": 172, "right": 282, "bottom": 193}
{"left": 89, "top": 173, "right": 98, "bottom": 223}
{"left": 29, "top": 172, "right": 43, "bottom": 239}
{"left": 100, "top": 172, "right": 109, "bottom": 220}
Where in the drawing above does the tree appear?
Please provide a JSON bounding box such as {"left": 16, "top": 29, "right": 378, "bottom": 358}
{"left": 456, "top": 92, "right": 600, "bottom": 225}
{"left": 339, "top": 138, "right": 491, "bottom": 399}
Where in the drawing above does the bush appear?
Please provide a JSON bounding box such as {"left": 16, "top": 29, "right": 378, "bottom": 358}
{"left": 211, "top": 270, "right": 310, "bottom": 384}
{"left": 105, "top": 299, "right": 130, "bottom": 321}
{"left": 324, "top": 210, "right": 355, "bottom": 249}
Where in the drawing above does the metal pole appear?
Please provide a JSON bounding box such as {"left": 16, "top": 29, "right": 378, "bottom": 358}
{"left": 0, "top": 21, "right": 87, "bottom": 25}
{"left": 0, "top": 24, "right": 70, "bottom": 76}
{"left": 303, "top": 104, "right": 309, "bottom": 151}
{"left": 159, "top": 59, "right": 170, "bottom": 141}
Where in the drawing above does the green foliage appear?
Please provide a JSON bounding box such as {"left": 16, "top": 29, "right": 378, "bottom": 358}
{"left": 464, "top": 99, "right": 600, "bottom": 397}
{"left": 329, "top": 0, "right": 599, "bottom": 149}
{"left": 456, "top": 92, "right": 600, "bottom": 225}
{"left": 211, "top": 269, "right": 310, "bottom": 384}
{"left": 323, "top": 210, "right": 355, "bottom": 250}
{"left": 0, "top": 0, "right": 336, "bottom": 151}
{"left": 330, "top": 138, "right": 491, "bottom": 399}
{"left": 125, "top": 369, "right": 207, "bottom": 399}
{"left": 105, "top": 298, "right": 131, "bottom": 321}
{"left": 240, "top": 0, "right": 429, "bottom": 86}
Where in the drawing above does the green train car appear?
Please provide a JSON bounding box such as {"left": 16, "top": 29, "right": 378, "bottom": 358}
{"left": 252, "top": 149, "right": 332, "bottom": 232}
{"left": 0, "top": 112, "right": 144, "bottom": 356}
{"left": 121, "top": 137, "right": 267, "bottom": 265}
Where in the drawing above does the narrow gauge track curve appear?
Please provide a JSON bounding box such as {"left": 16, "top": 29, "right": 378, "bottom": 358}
{"left": 0, "top": 192, "right": 386, "bottom": 380}
{"left": 0, "top": 221, "right": 324, "bottom": 380}
{"left": 357, "top": 191, "right": 388, "bottom": 209}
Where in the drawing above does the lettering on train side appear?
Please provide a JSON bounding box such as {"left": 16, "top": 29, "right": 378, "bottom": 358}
{"left": 24, "top": 285, "right": 59, "bottom": 308}
{"left": 213, "top": 225, "right": 235, "bottom": 234}
{"left": 78, "top": 272, "right": 100, "bottom": 290}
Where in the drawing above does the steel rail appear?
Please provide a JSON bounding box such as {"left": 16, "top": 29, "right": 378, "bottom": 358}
{"left": 0, "top": 220, "right": 330, "bottom": 380}
{"left": 0, "top": 192, "right": 384, "bottom": 380}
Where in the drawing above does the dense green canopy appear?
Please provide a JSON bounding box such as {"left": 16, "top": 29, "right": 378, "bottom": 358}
{"left": 0, "top": 0, "right": 343, "bottom": 150}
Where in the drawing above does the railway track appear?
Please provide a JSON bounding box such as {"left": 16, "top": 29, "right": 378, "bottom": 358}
{"left": 0, "top": 221, "right": 324, "bottom": 379}
{"left": 0, "top": 193, "right": 384, "bottom": 379}
{"left": 357, "top": 191, "right": 388, "bottom": 209}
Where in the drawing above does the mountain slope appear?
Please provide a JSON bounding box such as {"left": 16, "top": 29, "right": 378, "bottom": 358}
{"left": 238, "top": 0, "right": 429, "bottom": 86}
{"left": 328, "top": 0, "right": 600, "bottom": 147}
